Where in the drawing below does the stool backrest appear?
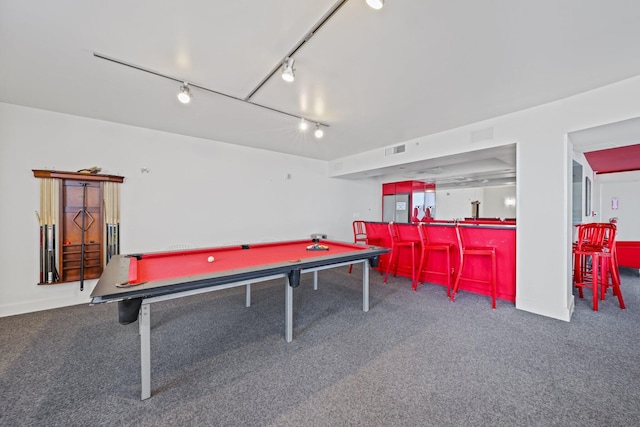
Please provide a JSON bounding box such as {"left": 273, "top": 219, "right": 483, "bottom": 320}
{"left": 417, "top": 223, "right": 430, "bottom": 246}
{"left": 387, "top": 222, "right": 399, "bottom": 247}
{"left": 576, "top": 222, "right": 617, "bottom": 252}
{"left": 454, "top": 224, "right": 465, "bottom": 264}
{"left": 352, "top": 220, "right": 367, "bottom": 243}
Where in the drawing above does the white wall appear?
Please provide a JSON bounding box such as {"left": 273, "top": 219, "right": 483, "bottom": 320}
{"left": 330, "top": 74, "right": 640, "bottom": 321}
{"left": 434, "top": 186, "right": 516, "bottom": 220}
{"left": 596, "top": 170, "right": 640, "bottom": 240}
{"left": 435, "top": 188, "right": 483, "bottom": 220}
{"left": 483, "top": 186, "right": 517, "bottom": 218}
{"left": 0, "top": 103, "right": 381, "bottom": 317}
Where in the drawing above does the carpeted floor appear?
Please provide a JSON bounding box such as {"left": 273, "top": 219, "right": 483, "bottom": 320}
{"left": 1, "top": 266, "right": 639, "bottom": 426}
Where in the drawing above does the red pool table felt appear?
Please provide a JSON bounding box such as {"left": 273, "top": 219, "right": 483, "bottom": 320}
{"left": 128, "top": 240, "right": 368, "bottom": 284}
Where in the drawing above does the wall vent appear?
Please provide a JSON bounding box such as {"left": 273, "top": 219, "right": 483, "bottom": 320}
{"left": 385, "top": 144, "right": 406, "bottom": 156}
{"left": 470, "top": 127, "right": 494, "bottom": 143}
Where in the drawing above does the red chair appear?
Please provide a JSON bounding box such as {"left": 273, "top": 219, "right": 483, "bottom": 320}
{"left": 415, "top": 223, "right": 454, "bottom": 295}
{"left": 573, "top": 223, "right": 625, "bottom": 311}
{"left": 384, "top": 222, "right": 420, "bottom": 289}
{"left": 451, "top": 224, "right": 497, "bottom": 309}
{"left": 349, "top": 220, "right": 368, "bottom": 273}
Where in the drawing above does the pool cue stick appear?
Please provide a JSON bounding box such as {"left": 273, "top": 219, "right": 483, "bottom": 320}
{"left": 106, "top": 182, "right": 114, "bottom": 261}
{"left": 50, "top": 180, "right": 59, "bottom": 282}
{"left": 43, "top": 179, "right": 52, "bottom": 283}
{"left": 116, "top": 186, "right": 120, "bottom": 255}
{"left": 115, "top": 184, "right": 120, "bottom": 255}
{"left": 104, "top": 183, "right": 109, "bottom": 261}
{"left": 104, "top": 182, "right": 114, "bottom": 262}
{"left": 41, "top": 180, "right": 47, "bottom": 283}
{"left": 80, "top": 182, "right": 88, "bottom": 291}
{"left": 46, "top": 179, "right": 56, "bottom": 283}
{"left": 115, "top": 183, "right": 120, "bottom": 255}
{"left": 36, "top": 210, "right": 43, "bottom": 284}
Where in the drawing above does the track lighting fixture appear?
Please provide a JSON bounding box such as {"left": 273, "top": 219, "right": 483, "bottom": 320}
{"left": 281, "top": 57, "right": 295, "bottom": 82}
{"left": 366, "top": 0, "right": 384, "bottom": 10}
{"left": 177, "top": 82, "right": 191, "bottom": 104}
{"left": 94, "top": 53, "right": 330, "bottom": 135}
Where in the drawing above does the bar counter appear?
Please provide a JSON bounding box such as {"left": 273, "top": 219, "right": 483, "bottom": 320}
{"left": 366, "top": 221, "right": 516, "bottom": 302}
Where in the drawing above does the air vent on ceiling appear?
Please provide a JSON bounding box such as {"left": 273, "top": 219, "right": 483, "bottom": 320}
{"left": 470, "top": 127, "right": 494, "bottom": 143}
{"left": 385, "top": 144, "right": 406, "bottom": 156}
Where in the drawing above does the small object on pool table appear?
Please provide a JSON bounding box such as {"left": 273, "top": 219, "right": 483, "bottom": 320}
{"left": 306, "top": 243, "right": 329, "bottom": 251}
{"left": 115, "top": 281, "right": 146, "bottom": 288}
{"left": 207, "top": 256, "right": 215, "bottom": 263}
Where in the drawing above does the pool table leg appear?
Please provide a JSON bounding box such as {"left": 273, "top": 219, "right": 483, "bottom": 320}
{"left": 245, "top": 284, "right": 251, "bottom": 307}
{"left": 363, "top": 260, "right": 369, "bottom": 312}
{"left": 313, "top": 271, "right": 318, "bottom": 290}
{"left": 140, "top": 303, "right": 151, "bottom": 400}
{"left": 285, "top": 277, "right": 293, "bottom": 343}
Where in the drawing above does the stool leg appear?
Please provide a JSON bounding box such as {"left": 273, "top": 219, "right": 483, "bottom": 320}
{"left": 445, "top": 248, "right": 451, "bottom": 297}
{"left": 593, "top": 254, "right": 599, "bottom": 311}
{"left": 415, "top": 248, "right": 425, "bottom": 292}
{"left": 451, "top": 256, "right": 464, "bottom": 302}
{"left": 610, "top": 258, "right": 626, "bottom": 309}
{"left": 384, "top": 249, "right": 394, "bottom": 283}
{"left": 410, "top": 246, "right": 416, "bottom": 290}
{"left": 491, "top": 252, "right": 497, "bottom": 310}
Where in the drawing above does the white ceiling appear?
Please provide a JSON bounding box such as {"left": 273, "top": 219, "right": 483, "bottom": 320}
{"left": 2, "top": 1, "right": 640, "bottom": 186}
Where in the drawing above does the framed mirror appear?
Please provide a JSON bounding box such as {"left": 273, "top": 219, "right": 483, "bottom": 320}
{"left": 585, "top": 176, "right": 591, "bottom": 216}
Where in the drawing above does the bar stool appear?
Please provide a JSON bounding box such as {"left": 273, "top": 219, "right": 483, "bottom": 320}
{"left": 384, "top": 222, "right": 419, "bottom": 289}
{"left": 415, "top": 223, "right": 454, "bottom": 295}
{"left": 349, "top": 220, "right": 368, "bottom": 273}
{"left": 573, "top": 223, "right": 603, "bottom": 284}
{"left": 451, "top": 224, "right": 497, "bottom": 309}
{"left": 573, "top": 223, "right": 625, "bottom": 310}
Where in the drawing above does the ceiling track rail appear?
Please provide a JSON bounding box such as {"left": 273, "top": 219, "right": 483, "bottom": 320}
{"left": 244, "top": 0, "right": 351, "bottom": 101}
{"left": 93, "top": 52, "right": 329, "bottom": 127}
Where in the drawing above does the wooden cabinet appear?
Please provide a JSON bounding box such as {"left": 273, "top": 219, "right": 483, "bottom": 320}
{"left": 60, "top": 180, "right": 103, "bottom": 282}
{"left": 33, "top": 170, "right": 124, "bottom": 286}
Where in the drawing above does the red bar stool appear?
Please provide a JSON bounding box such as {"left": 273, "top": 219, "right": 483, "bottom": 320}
{"left": 349, "top": 220, "right": 368, "bottom": 273}
{"left": 573, "top": 223, "right": 603, "bottom": 285}
{"left": 384, "top": 222, "right": 419, "bottom": 289}
{"left": 415, "top": 223, "right": 454, "bottom": 295}
{"left": 573, "top": 223, "right": 625, "bottom": 310}
{"left": 451, "top": 224, "right": 497, "bottom": 309}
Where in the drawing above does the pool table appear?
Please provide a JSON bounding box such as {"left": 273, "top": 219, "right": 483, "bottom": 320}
{"left": 90, "top": 239, "right": 387, "bottom": 399}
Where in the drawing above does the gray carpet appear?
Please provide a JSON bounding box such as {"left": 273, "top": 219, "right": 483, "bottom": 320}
{"left": 1, "top": 266, "right": 639, "bottom": 426}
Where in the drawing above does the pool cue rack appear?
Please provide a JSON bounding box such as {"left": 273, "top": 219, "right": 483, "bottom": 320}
{"left": 33, "top": 170, "right": 124, "bottom": 287}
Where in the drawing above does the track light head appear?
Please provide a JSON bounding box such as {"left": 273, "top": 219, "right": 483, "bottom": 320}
{"left": 299, "top": 118, "right": 308, "bottom": 131}
{"left": 177, "top": 83, "right": 191, "bottom": 104}
{"left": 314, "top": 123, "right": 324, "bottom": 139}
{"left": 281, "top": 57, "right": 295, "bottom": 82}
{"left": 366, "top": 0, "right": 384, "bottom": 10}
